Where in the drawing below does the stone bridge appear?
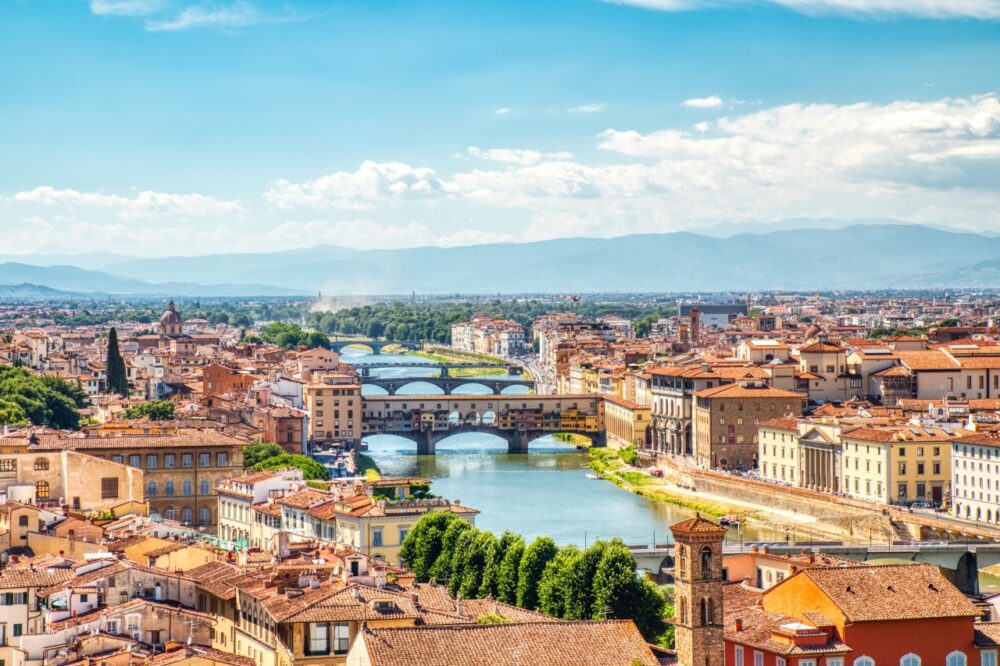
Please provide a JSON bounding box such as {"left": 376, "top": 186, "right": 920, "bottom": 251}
{"left": 361, "top": 394, "right": 605, "bottom": 454}
{"left": 628, "top": 542, "right": 1000, "bottom": 594}
{"left": 329, "top": 339, "right": 421, "bottom": 354}
{"left": 361, "top": 375, "right": 534, "bottom": 395}
{"left": 355, "top": 362, "right": 521, "bottom": 377}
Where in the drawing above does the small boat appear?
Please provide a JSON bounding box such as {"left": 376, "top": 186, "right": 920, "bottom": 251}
{"left": 719, "top": 515, "right": 740, "bottom": 527}
{"left": 585, "top": 473, "right": 601, "bottom": 480}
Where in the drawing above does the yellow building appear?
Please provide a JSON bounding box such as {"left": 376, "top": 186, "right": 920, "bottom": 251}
{"left": 603, "top": 395, "right": 650, "bottom": 451}
{"left": 840, "top": 426, "right": 953, "bottom": 506}
{"left": 304, "top": 374, "right": 363, "bottom": 446}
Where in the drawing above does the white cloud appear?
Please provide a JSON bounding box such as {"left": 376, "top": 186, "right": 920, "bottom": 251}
{"left": 603, "top": 0, "right": 1000, "bottom": 19}
{"left": 13, "top": 186, "right": 244, "bottom": 220}
{"left": 264, "top": 161, "right": 446, "bottom": 210}
{"left": 467, "top": 146, "right": 574, "bottom": 166}
{"left": 495, "top": 107, "right": 511, "bottom": 115}
{"left": 145, "top": 1, "right": 272, "bottom": 31}
{"left": 568, "top": 103, "right": 606, "bottom": 114}
{"left": 89, "top": 0, "right": 166, "bottom": 16}
{"left": 683, "top": 95, "right": 723, "bottom": 109}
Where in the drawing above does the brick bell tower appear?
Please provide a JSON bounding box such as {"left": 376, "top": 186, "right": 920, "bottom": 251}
{"left": 671, "top": 514, "right": 726, "bottom": 666}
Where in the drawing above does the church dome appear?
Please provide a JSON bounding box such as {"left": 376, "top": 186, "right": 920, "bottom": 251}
{"left": 160, "top": 300, "right": 182, "bottom": 325}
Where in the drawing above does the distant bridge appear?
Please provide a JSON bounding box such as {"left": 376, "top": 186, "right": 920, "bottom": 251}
{"left": 361, "top": 394, "right": 605, "bottom": 454}
{"left": 329, "top": 339, "right": 421, "bottom": 354}
{"left": 354, "top": 362, "right": 522, "bottom": 377}
{"left": 361, "top": 376, "right": 534, "bottom": 396}
{"left": 627, "top": 542, "right": 1000, "bottom": 594}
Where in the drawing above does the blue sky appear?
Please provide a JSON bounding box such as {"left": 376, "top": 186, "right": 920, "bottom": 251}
{"left": 2, "top": 0, "right": 999, "bottom": 255}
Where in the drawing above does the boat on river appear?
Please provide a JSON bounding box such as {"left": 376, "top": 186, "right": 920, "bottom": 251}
{"left": 585, "top": 473, "right": 601, "bottom": 480}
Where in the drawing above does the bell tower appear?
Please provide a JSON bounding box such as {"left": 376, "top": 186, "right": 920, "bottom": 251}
{"left": 671, "top": 514, "right": 726, "bottom": 666}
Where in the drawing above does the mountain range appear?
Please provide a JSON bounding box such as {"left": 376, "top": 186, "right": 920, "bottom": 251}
{"left": 1, "top": 222, "right": 998, "bottom": 296}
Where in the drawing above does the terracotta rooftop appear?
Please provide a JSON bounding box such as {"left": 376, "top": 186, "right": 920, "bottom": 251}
{"left": 357, "top": 620, "right": 659, "bottom": 666}
{"left": 671, "top": 515, "right": 727, "bottom": 534}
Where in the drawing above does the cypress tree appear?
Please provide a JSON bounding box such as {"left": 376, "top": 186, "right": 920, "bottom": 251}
{"left": 106, "top": 327, "right": 129, "bottom": 396}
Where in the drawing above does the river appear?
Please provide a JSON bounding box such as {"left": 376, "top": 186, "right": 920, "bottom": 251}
{"left": 344, "top": 347, "right": 787, "bottom": 547}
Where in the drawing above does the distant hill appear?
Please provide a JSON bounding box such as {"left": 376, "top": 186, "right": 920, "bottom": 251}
{"left": 99, "top": 223, "right": 1000, "bottom": 293}
{"left": 0, "top": 263, "right": 305, "bottom": 297}
{"left": 4, "top": 223, "right": 1000, "bottom": 295}
{"left": 0, "top": 283, "right": 76, "bottom": 299}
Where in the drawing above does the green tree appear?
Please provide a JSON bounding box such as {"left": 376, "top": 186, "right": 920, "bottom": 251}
{"left": 591, "top": 540, "right": 666, "bottom": 639}
{"left": 105, "top": 327, "right": 129, "bottom": 396}
{"left": 124, "top": 399, "right": 175, "bottom": 420}
{"left": 252, "top": 452, "right": 329, "bottom": 480}
{"left": 448, "top": 528, "right": 479, "bottom": 597}
{"left": 496, "top": 535, "right": 525, "bottom": 604}
{"left": 399, "top": 512, "right": 459, "bottom": 581}
{"left": 0, "top": 366, "right": 85, "bottom": 429}
{"left": 516, "top": 536, "right": 559, "bottom": 610}
{"left": 430, "top": 519, "right": 473, "bottom": 584}
{"left": 564, "top": 540, "right": 608, "bottom": 620}
{"left": 538, "top": 545, "right": 581, "bottom": 617}
{"left": 458, "top": 530, "right": 499, "bottom": 599}
{"left": 243, "top": 442, "right": 285, "bottom": 468}
{"left": 479, "top": 530, "right": 518, "bottom": 598}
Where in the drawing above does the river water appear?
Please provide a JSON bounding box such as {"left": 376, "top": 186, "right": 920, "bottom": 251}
{"left": 343, "top": 348, "right": 787, "bottom": 547}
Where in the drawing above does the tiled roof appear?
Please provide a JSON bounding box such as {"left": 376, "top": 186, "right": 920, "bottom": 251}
{"left": 695, "top": 383, "right": 805, "bottom": 400}
{"left": 724, "top": 585, "right": 851, "bottom": 657}
{"left": 358, "top": 621, "right": 659, "bottom": 666}
{"left": 670, "top": 515, "right": 726, "bottom": 534}
{"left": 758, "top": 418, "right": 799, "bottom": 431}
{"left": 897, "top": 351, "right": 960, "bottom": 371}
{"left": 799, "top": 564, "right": 979, "bottom": 622}
{"left": 186, "top": 561, "right": 242, "bottom": 599}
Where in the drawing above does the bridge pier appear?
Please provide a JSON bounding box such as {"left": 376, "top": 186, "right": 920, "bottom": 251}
{"left": 412, "top": 431, "right": 435, "bottom": 455}
{"left": 507, "top": 431, "right": 535, "bottom": 453}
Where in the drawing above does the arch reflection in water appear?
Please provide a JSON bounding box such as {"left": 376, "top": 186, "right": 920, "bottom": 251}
{"left": 360, "top": 432, "right": 787, "bottom": 547}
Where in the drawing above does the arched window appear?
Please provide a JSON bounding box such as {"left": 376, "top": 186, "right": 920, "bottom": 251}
{"left": 165, "top": 480, "right": 175, "bottom": 497}
{"left": 199, "top": 507, "right": 211, "bottom": 525}
{"left": 181, "top": 507, "right": 193, "bottom": 524}
{"left": 701, "top": 546, "right": 713, "bottom": 580}
{"left": 199, "top": 479, "right": 210, "bottom": 496}
{"left": 34, "top": 458, "right": 49, "bottom": 471}
{"left": 35, "top": 480, "right": 50, "bottom": 499}
{"left": 901, "top": 655, "right": 921, "bottom": 666}
{"left": 679, "top": 546, "right": 687, "bottom": 574}
{"left": 700, "top": 597, "right": 713, "bottom": 626}
{"left": 946, "top": 653, "right": 967, "bottom": 666}
{"left": 854, "top": 658, "right": 875, "bottom": 666}
{"left": 678, "top": 598, "right": 687, "bottom": 625}
{"left": 147, "top": 481, "right": 157, "bottom": 497}
{"left": 183, "top": 480, "right": 193, "bottom": 497}
{"left": 164, "top": 508, "right": 176, "bottom": 521}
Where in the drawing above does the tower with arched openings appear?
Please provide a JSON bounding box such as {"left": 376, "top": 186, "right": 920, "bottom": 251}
{"left": 671, "top": 513, "right": 726, "bottom": 666}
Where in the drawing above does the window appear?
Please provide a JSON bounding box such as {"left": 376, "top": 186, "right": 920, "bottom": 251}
{"left": 946, "top": 653, "right": 968, "bottom": 666}
{"left": 165, "top": 480, "right": 175, "bottom": 496}
{"left": 854, "top": 658, "right": 875, "bottom": 666}
{"left": 372, "top": 529, "right": 383, "bottom": 546}
{"left": 200, "top": 479, "right": 210, "bottom": 496}
{"left": 306, "top": 623, "right": 330, "bottom": 656}
{"left": 827, "top": 660, "right": 843, "bottom": 666}
{"left": 183, "top": 480, "right": 193, "bottom": 496}
{"left": 101, "top": 477, "right": 119, "bottom": 499}
{"left": 147, "top": 481, "right": 157, "bottom": 497}
{"left": 111, "top": 455, "right": 123, "bottom": 464}
{"left": 734, "top": 646, "right": 744, "bottom": 666}
{"left": 182, "top": 507, "right": 193, "bottom": 524}
{"left": 33, "top": 458, "right": 48, "bottom": 471}
{"left": 12, "top": 624, "right": 21, "bottom": 637}
{"left": 165, "top": 454, "right": 175, "bottom": 468}
{"left": 982, "top": 651, "right": 998, "bottom": 666}
{"left": 182, "top": 454, "right": 193, "bottom": 468}
{"left": 146, "top": 454, "right": 158, "bottom": 469}
{"left": 701, "top": 546, "right": 713, "bottom": 580}
{"left": 754, "top": 651, "right": 763, "bottom": 666}
{"left": 333, "top": 623, "right": 349, "bottom": 654}
{"left": 776, "top": 659, "right": 786, "bottom": 666}
{"left": 129, "top": 454, "right": 141, "bottom": 468}
{"left": 2, "top": 459, "right": 21, "bottom": 472}
{"left": 217, "top": 452, "right": 229, "bottom": 467}
{"left": 199, "top": 507, "right": 211, "bottom": 525}
{"left": 199, "top": 453, "right": 210, "bottom": 467}
{"left": 901, "top": 655, "right": 921, "bottom": 666}
{"left": 35, "top": 480, "right": 50, "bottom": 499}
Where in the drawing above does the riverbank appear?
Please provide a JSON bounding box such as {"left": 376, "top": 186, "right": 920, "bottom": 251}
{"left": 589, "top": 449, "right": 851, "bottom": 542}
{"left": 408, "top": 348, "right": 532, "bottom": 379}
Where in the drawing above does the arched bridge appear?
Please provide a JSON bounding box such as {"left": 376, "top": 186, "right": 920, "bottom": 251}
{"left": 330, "top": 339, "right": 420, "bottom": 354}
{"left": 355, "top": 362, "right": 520, "bottom": 377}
{"left": 361, "top": 394, "right": 605, "bottom": 454}
{"left": 362, "top": 376, "right": 534, "bottom": 395}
